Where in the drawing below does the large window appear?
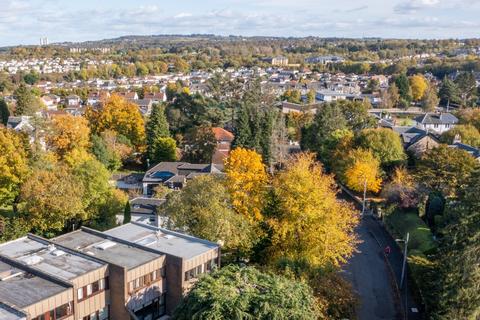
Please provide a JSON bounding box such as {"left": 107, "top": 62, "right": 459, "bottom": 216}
{"left": 78, "top": 277, "right": 109, "bottom": 302}
{"left": 82, "top": 306, "right": 108, "bottom": 320}
{"left": 31, "top": 302, "right": 73, "bottom": 320}
{"left": 128, "top": 268, "right": 165, "bottom": 294}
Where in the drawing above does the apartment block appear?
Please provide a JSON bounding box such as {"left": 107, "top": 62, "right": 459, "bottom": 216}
{"left": 0, "top": 222, "right": 220, "bottom": 320}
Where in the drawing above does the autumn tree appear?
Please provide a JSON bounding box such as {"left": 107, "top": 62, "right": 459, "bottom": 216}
{"left": 225, "top": 148, "right": 268, "bottom": 222}
{"left": 46, "top": 114, "right": 91, "bottom": 158}
{"left": 281, "top": 89, "right": 302, "bottom": 104}
{"left": 307, "top": 89, "right": 316, "bottom": 104}
{"left": 380, "top": 83, "right": 400, "bottom": 109}
{"left": 165, "top": 175, "right": 258, "bottom": 258}
{"left": 87, "top": 95, "right": 146, "bottom": 148}
{"left": 421, "top": 82, "right": 440, "bottom": 112}
{"left": 381, "top": 167, "right": 419, "bottom": 209}
{"left": 409, "top": 74, "right": 428, "bottom": 101}
{"left": 440, "top": 124, "right": 480, "bottom": 147}
{"left": 20, "top": 166, "right": 85, "bottom": 233}
{"left": 265, "top": 153, "right": 359, "bottom": 268}
{"left": 415, "top": 145, "right": 478, "bottom": 198}
{"left": 355, "top": 128, "right": 407, "bottom": 167}
{"left": 0, "top": 128, "right": 29, "bottom": 207}
{"left": 457, "top": 108, "right": 480, "bottom": 131}
{"left": 174, "top": 265, "right": 321, "bottom": 320}
{"left": 339, "top": 148, "right": 382, "bottom": 194}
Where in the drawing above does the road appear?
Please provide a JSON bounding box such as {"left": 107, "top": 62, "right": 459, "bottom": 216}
{"left": 343, "top": 217, "right": 401, "bottom": 320}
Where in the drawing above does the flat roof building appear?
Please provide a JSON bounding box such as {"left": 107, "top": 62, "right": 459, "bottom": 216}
{"left": 0, "top": 222, "right": 220, "bottom": 320}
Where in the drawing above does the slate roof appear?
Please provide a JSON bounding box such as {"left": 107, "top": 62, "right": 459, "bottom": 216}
{"left": 414, "top": 113, "right": 458, "bottom": 125}
{"left": 449, "top": 142, "right": 480, "bottom": 159}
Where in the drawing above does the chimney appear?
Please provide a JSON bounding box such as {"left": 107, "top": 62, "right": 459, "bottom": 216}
{"left": 453, "top": 134, "right": 462, "bottom": 144}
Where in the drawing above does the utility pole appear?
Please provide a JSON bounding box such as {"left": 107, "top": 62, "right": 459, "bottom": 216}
{"left": 400, "top": 232, "right": 409, "bottom": 288}
{"left": 361, "top": 178, "right": 367, "bottom": 216}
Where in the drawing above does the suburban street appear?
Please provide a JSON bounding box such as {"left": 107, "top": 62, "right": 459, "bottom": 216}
{"left": 343, "top": 213, "right": 423, "bottom": 320}
{"left": 343, "top": 217, "right": 400, "bottom": 320}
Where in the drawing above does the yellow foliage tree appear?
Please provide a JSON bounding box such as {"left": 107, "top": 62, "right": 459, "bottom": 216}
{"left": 87, "top": 95, "right": 146, "bottom": 148}
{"left": 409, "top": 74, "right": 428, "bottom": 101}
{"left": 46, "top": 114, "right": 90, "bottom": 158}
{"left": 0, "top": 128, "right": 29, "bottom": 206}
{"left": 267, "top": 153, "right": 359, "bottom": 267}
{"left": 344, "top": 149, "right": 382, "bottom": 193}
{"left": 224, "top": 148, "right": 268, "bottom": 222}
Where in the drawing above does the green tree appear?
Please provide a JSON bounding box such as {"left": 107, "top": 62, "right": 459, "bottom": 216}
{"left": 439, "top": 77, "right": 460, "bottom": 106}
{"left": 0, "top": 99, "right": 10, "bottom": 125}
{"left": 123, "top": 201, "right": 131, "bottom": 224}
{"left": 307, "top": 89, "right": 316, "bottom": 104}
{"left": 182, "top": 126, "right": 216, "bottom": 163}
{"left": 165, "top": 175, "right": 257, "bottom": 258}
{"left": 433, "top": 169, "right": 480, "bottom": 319}
{"left": 146, "top": 104, "right": 170, "bottom": 161}
{"left": 415, "top": 145, "right": 478, "bottom": 198}
{"left": 455, "top": 72, "right": 478, "bottom": 107}
{"left": 14, "top": 84, "right": 42, "bottom": 116}
{"left": 20, "top": 166, "right": 85, "bottom": 233}
{"left": 90, "top": 134, "right": 122, "bottom": 171}
{"left": 150, "top": 137, "right": 177, "bottom": 163}
{"left": 70, "top": 158, "right": 113, "bottom": 222}
{"left": 395, "top": 73, "right": 412, "bottom": 104}
{"left": 355, "top": 128, "right": 407, "bottom": 167}
{"left": 23, "top": 70, "right": 40, "bottom": 85}
{"left": 174, "top": 265, "right": 321, "bottom": 320}
{"left": 440, "top": 124, "right": 480, "bottom": 147}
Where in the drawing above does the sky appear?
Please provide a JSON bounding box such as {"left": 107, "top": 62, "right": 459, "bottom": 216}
{"left": 1, "top": 0, "right": 480, "bottom": 46}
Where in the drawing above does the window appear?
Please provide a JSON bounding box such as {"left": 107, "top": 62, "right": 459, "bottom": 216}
{"left": 99, "top": 278, "right": 105, "bottom": 291}
{"left": 32, "top": 301, "right": 73, "bottom": 320}
{"left": 128, "top": 281, "right": 134, "bottom": 293}
{"left": 98, "top": 306, "right": 108, "bottom": 320}
{"left": 160, "top": 266, "right": 166, "bottom": 278}
{"left": 77, "top": 288, "right": 84, "bottom": 300}
{"left": 54, "top": 302, "right": 72, "bottom": 319}
{"left": 86, "top": 284, "right": 93, "bottom": 296}
{"left": 196, "top": 265, "right": 203, "bottom": 275}
{"left": 92, "top": 281, "right": 100, "bottom": 294}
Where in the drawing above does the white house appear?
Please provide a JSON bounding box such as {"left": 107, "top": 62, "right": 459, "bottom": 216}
{"left": 414, "top": 112, "right": 458, "bottom": 134}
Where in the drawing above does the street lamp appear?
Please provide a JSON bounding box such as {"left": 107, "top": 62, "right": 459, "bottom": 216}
{"left": 396, "top": 232, "right": 410, "bottom": 320}
{"left": 361, "top": 178, "right": 367, "bottom": 216}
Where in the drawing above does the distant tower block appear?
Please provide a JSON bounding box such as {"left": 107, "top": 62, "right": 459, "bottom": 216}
{"left": 40, "top": 37, "right": 49, "bottom": 46}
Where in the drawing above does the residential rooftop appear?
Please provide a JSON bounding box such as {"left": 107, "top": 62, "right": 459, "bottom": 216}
{"left": 52, "top": 229, "right": 161, "bottom": 270}
{"left": 0, "top": 302, "right": 27, "bottom": 320}
{"left": 0, "top": 235, "right": 106, "bottom": 280}
{"left": 104, "top": 222, "right": 219, "bottom": 260}
{"left": 0, "top": 260, "right": 69, "bottom": 309}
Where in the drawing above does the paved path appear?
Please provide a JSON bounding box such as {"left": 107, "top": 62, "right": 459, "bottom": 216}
{"left": 343, "top": 217, "right": 401, "bottom": 320}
